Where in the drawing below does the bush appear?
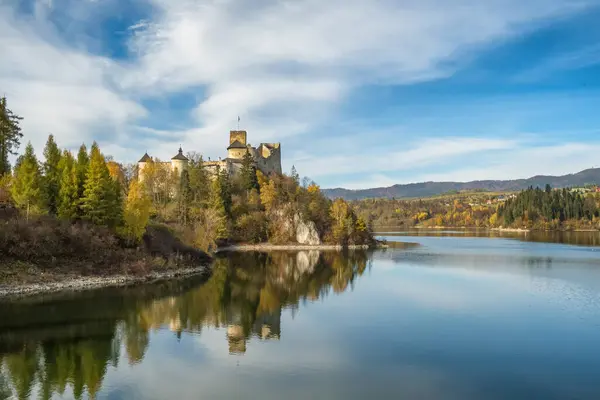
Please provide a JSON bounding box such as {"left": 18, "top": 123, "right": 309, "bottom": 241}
{"left": 234, "top": 212, "right": 267, "bottom": 243}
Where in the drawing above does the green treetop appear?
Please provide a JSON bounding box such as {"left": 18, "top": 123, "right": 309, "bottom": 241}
{"left": 210, "top": 167, "right": 229, "bottom": 239}
{"left": 10, "top": 142, "right": 44, "bottom": 217}
{"left": 0, "top": 96, "right": 23, "bottom": 176}
{"left": 75, "top": 144, "right": 89, "bottom": 214}
{"left": 42, "top": 134, "right": 62, "bottom": 214}
{"left": 240, "top": 150, "right": 259, "bottom": 191}
{"left": 81, "top": 142, "right": 122, "bottom": 227}
{"left": 57, "top": 150, "right": 79, "bottom": 220}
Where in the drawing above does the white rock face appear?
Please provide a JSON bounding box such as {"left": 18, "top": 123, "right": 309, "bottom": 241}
{"left": 295, "top": 216, "right": 321, "bottom": 245}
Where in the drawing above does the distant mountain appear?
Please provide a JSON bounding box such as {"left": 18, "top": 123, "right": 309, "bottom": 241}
{"left": 323, "top": 168, "right": 600, "bottom": 200}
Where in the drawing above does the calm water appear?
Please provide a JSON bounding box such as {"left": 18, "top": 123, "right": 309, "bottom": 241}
{"left": 2, "top": 233, "right": 600, "bottom": 399}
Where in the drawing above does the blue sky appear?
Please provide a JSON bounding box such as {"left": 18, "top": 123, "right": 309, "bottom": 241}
{"left": 2, "top": 0, "right": 600, "bottom": 189}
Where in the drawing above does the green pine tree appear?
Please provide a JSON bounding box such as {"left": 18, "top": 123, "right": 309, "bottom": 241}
{"left": 218, "top": 167, "right": 232, "bottom": 216}
{"left": 75, "top": 144, "right": 89, "bottom": 216}
{"left": 210, "top": 167, "right": 229, "bottom": 239}
{"left": 81, "top": 142, "right": 121, "bottom": 227}
{"left": 177, "top": 169, "right": 192, "bottom": 225}
{"left": 57, "top": 150, "right": 79, "bottom": 220}
{"left": 240, "top": 150, "right": 259, "bottom": 191}
{"left": 10, "top": 142, "right": 44, "bottom": 218}
{"left": 0, "top": 96, "right": 23, "bottom": 176}
{"left": 188, "top": 154, "right": 209, "bottom": 207}
{"left": 43, "top": 134, "right": 62, "bottom": 214}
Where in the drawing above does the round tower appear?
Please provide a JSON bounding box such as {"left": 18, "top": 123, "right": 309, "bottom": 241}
{"left": 171, "top": 146, "right": 189, "bottom": 176}
{"left": 138, "top": 152, "right": 152, "bottom": 182}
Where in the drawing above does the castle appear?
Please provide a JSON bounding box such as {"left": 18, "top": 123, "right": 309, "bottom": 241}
{"left": 137, "top": 130, "right": 282, "bottom": 182}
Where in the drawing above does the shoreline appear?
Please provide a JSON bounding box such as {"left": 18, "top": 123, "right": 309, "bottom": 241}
{"left": 0, "top": 266, "right": 210, "bottom": 300}
{"left": 216, "top": 243, "right": 387, "bottom": 252}
{"left": 0, "top": 244, "right": 382, "bottom": 299}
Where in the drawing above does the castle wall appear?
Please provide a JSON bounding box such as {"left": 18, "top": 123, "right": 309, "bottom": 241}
{"left": 228, "top": 148, "right": 247, "bottom": 160}
{"left": 138, "top": 133, "right": 281, "bottom": 183}
{"left": 255, "top": 143, "right": 282, "bottom": 175}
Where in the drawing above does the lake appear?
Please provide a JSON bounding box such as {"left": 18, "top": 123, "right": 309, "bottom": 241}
{"left": 1, "top": 231, "right": 600, "bottom": 399}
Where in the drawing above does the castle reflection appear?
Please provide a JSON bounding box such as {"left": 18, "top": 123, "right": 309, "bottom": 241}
{"left": 0, "top": 250, "right": 370, "bottom": 399}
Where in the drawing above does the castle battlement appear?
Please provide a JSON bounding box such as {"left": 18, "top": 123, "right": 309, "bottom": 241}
{"left": 138, "top": 130, "right": 282, "bottom": 182}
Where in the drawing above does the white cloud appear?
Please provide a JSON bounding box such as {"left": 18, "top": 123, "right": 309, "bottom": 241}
{"left": 0, "top": 4, "right": 145, "bottom": 157}
{"left": 412, "top": 142, "right": 600, "bottom": 183}
{"left": 118, "top": 0, "right": 588, "bottom": 161}
{"left": 0, "top": 0, "right": 595, "bottom": 173}
{"left": 297, "top": 137, "right": 518, "bottom": 182}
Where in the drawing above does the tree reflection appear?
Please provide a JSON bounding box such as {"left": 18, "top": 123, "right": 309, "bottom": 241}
{"left": 0, "top": 250, "right": 370, "bottom": 399}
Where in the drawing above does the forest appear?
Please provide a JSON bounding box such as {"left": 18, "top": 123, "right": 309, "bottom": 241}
{"left": 0, "top": 95, "right": 374, "bottom": 280}
{"left": 353, "top": 186, "right": 600, "bottom": 231}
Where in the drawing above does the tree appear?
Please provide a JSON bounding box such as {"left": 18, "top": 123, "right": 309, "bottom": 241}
{"left": 123, "top": 179, "right": 152, "bottom": 244}
{"left": 43, "top": 134, "right": 62, "bottom": 214}
{"left": 257, "top": 170, "right": 277, "bottom": 212}
{"left": 57, "top": 150, "right": 79, "bottom": 220}
{"left": 75, "top": 144, "right": 89, "bottom": 216}
{"left": 290, "top": 165, "right": 299, "bottom": 185}
{"left": 177, "top": 169, "right": 192, "bottom": 225}
{"left": 11, "top": 142, "right": 44, "bottom": 218}
{"left": 81, "top": 142, "right": 121, "bottom": 227}
{"left": 187, "top": 152, "right": 209, "bottom": 206}
{"left": 209, "top": 167, "right": 229, "bottom": 240}
{"left": 240, "top": 150, "right": 259, "bottom": 191}
{"left": 0, "top": 96, "right": 23, "bottom": 176}
{"left": 219, "top": 167, "right": 233, "bottom": 216}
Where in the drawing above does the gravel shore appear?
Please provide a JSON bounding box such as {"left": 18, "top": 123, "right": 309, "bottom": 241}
{"left": 216, "top": 243, "right": 387, "bottom": 252}
{"left": 0, "top": 266, "right": 210, "bottom": 299}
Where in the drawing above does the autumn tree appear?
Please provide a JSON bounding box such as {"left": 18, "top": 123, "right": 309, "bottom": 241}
{"left": 123, "top": 179, "right": 152, "bottom": 244}
{"left": 257, "top": 170, "right": 276, "bottom": 213}
{"left": 57, "top": 150, "right": 79, "bottom": 220}
{"left": 11, "top": 142, "right": 44, "bottom": 218}
{"left": 0, "top": 96, "right": 23, "bottom": 176}
{"left": 42, "top": 134, "right": 62, "bottom": 214}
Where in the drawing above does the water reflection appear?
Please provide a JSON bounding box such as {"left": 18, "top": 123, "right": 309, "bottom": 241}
{"left": 380, "top": 229, "right": 600, "bottom": 247}
{"left": 0, "top": 250, "right": 369, "bottom": 400}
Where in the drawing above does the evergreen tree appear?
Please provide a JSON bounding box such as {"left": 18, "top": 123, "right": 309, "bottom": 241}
{"left": 210, "top": 167, "right": 229, "bottom": 239}
{"left": 11, "top": 142, "right": 44, "bottom": 218}
{"left": 290, "top": 165, "right": 300, "bottom": 185}
{"left": 42, "top": 134, "right": 62, "bottom": 214}
{"left": 0, "top": 96, "right": 23, "bottom": 176}
{"left": 81, "top": 142, "right": 122, "bottom": 227}
{"left": 188, "top": 154, "right": 209, "bottom": 207}
{"left": 75, "top": 144, "right": 89, "bottom": 215}
{"left": 218, "top": 167, "right": 232, "bottom": 216}
{"left": 177, "top": 169, "right": 192, "bottom": 225}
{"left": 57, "top": 150, "right": 79, "bottom": 220}
{"left": 240, "top": 150, "right": 259, "bottom": 191}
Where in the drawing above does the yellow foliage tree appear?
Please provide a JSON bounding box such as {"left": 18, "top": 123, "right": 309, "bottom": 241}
{"left": 123, "top": 179, "right": 152, "bottom": 244}
{"left": 258, "top": 173, "right": 277, "bottom": 213}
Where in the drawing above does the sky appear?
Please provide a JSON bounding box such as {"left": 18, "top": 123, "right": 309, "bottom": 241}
{"left": 2, "top": 0, "right": 600, "bottom": 189}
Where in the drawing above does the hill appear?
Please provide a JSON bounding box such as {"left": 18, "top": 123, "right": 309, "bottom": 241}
{"left": 323, "top": 168, "right": 600, "bottom": 200}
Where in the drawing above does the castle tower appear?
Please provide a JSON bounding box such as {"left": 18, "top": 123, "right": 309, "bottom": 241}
{"left": 227, "top": 130, "right": 248, "bottom": 160}
{"left": 138, "top": 152, "right": 152, "bottom": 182}
{"left": 170, "top": 146, "right": 189, "bottom": 176}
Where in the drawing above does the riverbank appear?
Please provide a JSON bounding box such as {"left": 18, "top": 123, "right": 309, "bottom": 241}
{"left": 216, "top": 242, "right": 388, "bottom": 252}
{"left": 0, "top": 265, "right": 210, "bottom": 299}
